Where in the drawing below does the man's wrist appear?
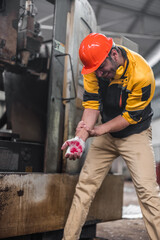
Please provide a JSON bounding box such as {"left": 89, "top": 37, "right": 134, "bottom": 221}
{"left": 101, "top": 123, "right": 109, "bottom": 135}
{"left": 76, "top": 128, "right": 89, "bottom": 142}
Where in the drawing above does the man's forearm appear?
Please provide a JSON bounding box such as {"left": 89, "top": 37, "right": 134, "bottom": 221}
{"left": 89, "top": 115, "right": 130, "bottom": 136}
{"left": 76, "top": 108, "right": 100, "bottom": 141}
{"left": 101, "top": 115, "right": 130, "bottom": 133}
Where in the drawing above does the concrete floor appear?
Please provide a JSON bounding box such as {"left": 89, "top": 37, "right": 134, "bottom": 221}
{"left": 96, "top": 181, "right": 150, "bottom": 240}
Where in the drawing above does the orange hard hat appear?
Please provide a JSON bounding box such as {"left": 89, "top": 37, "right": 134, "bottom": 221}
{"left": 79, "top": 33, "right": 113, "bottom": 74}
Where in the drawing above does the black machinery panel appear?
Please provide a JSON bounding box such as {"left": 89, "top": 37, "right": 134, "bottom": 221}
{"left": 0, "top": 138, "right": 44, "bottom": 172}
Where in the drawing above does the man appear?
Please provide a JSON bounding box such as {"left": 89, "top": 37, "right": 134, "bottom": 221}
{"left": 61, "top": 33, "right": 160, "bottom": 240}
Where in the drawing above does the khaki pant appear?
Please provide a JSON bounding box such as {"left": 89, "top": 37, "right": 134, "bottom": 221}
{"left": 62, "top": 128, "right": 160, "bottom": 240}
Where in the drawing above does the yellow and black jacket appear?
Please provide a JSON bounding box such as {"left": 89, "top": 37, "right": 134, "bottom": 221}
{"left": 82, "top": 46, "right": 155, "bottom": 138}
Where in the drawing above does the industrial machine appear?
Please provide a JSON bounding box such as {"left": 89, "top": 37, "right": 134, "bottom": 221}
{"left": 0, "top": 1, "right": 124, "bottom": 239}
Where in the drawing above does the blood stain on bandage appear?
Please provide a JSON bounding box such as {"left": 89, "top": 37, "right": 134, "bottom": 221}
{"left": 71, "top": 147, "right": 78, "bottom": 153}
{"left": 75, "top": 141, "right": 80, "bottom": 146}
{"left": 79, "top": 146, "right": 82, "bottom": 151}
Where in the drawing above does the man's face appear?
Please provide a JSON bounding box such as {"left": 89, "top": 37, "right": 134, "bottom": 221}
{"left": 95, "top": 56, "right": 119, "bottom": 79}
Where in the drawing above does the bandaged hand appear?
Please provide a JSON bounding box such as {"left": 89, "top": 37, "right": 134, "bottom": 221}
{"left": 61, "top": 136, "right": 85, "bottom": 160}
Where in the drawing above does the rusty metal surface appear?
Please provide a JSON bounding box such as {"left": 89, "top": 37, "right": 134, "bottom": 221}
{"left": 0, "top": 0, "right": 20, "bottom": 64}
{"left": 0, "top": 173, "right": 77, "bottom": 238}
{"left": 0, "top": 173, "right": 123, "bottom": 239}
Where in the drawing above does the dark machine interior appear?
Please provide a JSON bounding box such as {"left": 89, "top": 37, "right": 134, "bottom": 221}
{"left": 0, "top": 0, "right": 53, "bottom": 172}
